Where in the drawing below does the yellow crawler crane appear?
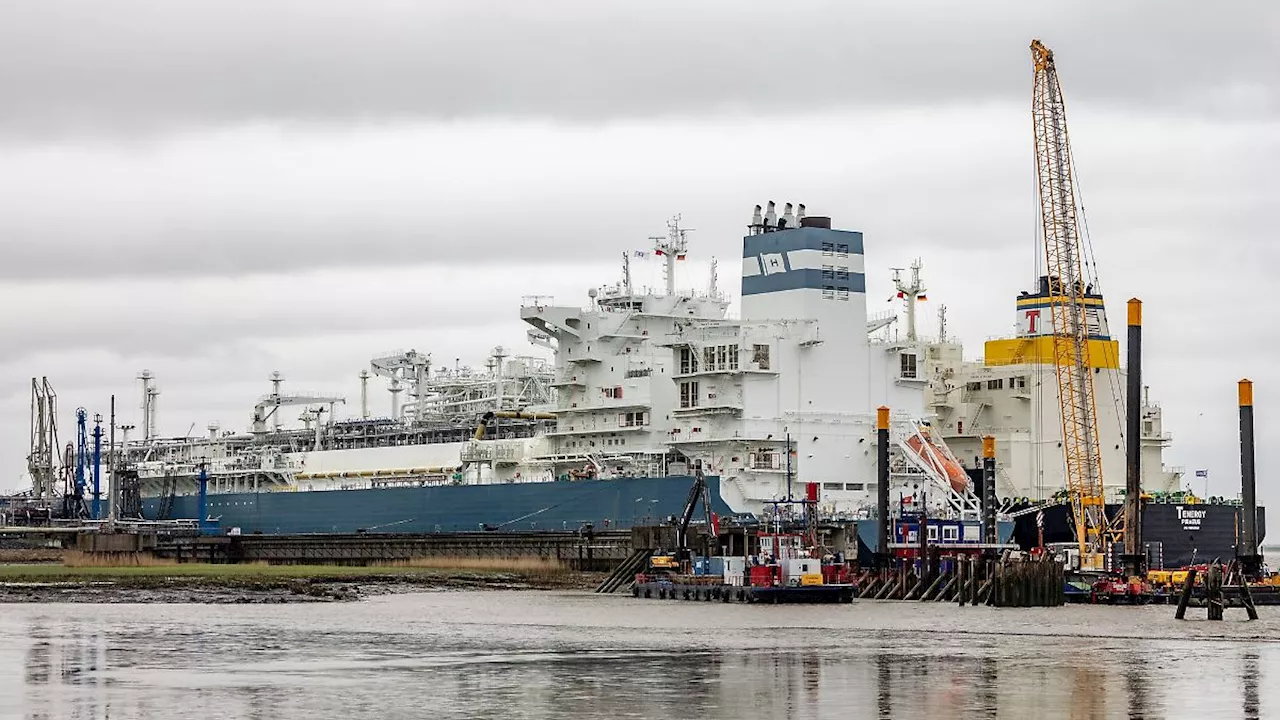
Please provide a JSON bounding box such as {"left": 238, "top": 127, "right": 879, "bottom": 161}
{"left": 1030, "top": 39, "right": 1109, "bottom": 570}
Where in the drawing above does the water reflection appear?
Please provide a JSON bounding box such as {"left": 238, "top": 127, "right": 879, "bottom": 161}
{"left": 1243, "top": 650, "right": 1260, "bottom": 719}
{"left": 1, "top": 595, "right": 1276, "bottom": 720}
{"left": 1124, "top": 656, "right": 1151, "bottom": 720}
{"left": 19, "top": 617, "right": 108, "bottom": 720}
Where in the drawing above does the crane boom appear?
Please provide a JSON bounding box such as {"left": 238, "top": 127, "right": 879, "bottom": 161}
{"left": 1030, "top": 39, "right": 1107, "bottom": 568}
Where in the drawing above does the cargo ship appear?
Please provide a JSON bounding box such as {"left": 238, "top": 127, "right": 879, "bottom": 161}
{"left": 14, "top": 205, "right": 1011, "bottom": 541}
{"left": 17, "top": 204, "right": 1251, "bottom": 565}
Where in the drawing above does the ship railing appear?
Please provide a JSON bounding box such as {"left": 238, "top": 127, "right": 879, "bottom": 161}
{"left": 521, "top": 295, "right": 555, "bottom": 308}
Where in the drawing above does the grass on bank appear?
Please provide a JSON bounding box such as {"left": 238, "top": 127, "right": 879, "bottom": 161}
{"left": 0, "top": 554, "right": 577, "bottom": 585}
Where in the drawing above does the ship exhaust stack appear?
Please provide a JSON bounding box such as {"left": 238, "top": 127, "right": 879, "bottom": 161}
{"left": 876, "top": 406, "right": 890, "bottom": 568}
{"left": 1122, "top": 299, "right": 1145, "bottom": 578}
{"left": 358, "top": 370, "right": 371, "bottom": 419}
{"left": 982, "top": 436, "right": 997, "bottom": 546}
{"left": 138, "top": 370, "right": 154, "bottom": 442}
{"left": 1239, "top": 379, "right": 1261, "bottom": 577}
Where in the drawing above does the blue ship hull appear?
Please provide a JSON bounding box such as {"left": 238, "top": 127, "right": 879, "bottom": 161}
{"left": 140, "top": 475, "right": 1016, "bottom": 551}
{"left": 142, "top": 475, "right": 736, "bottom": 534}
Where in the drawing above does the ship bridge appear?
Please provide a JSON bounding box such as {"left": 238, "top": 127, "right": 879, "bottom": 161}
{"left": 984, "top": 275, "right": 1119, "bottom": 369}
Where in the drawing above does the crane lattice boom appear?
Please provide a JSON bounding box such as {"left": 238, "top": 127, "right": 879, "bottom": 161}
{"left": 1030, "top": 39, "right": 1107, "bottom": 565}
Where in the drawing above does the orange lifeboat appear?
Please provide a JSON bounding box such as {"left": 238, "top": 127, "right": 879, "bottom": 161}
{"left": 904, "top": 427, "right": 970, "bottom": 494}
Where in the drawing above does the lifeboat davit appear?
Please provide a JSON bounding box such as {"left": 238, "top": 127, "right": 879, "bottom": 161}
{"left": 904, "top": 427, "right": 970, "bottom": 494}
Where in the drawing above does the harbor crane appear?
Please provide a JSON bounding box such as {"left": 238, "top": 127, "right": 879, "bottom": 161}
{"left": 1030, "top": 40, "right": 1109, "bottom": 569}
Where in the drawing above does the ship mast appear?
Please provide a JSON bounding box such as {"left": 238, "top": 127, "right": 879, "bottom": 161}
{"left": 650, "top": 215, "right": 689, "bottom": 296}
{"left": 891, "top": 259, "right": 926, "bottom": 342}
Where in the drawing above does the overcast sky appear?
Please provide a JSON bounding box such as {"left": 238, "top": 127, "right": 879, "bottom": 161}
{"left": 1, "top": 1, "right": 1276, "bottom": 511}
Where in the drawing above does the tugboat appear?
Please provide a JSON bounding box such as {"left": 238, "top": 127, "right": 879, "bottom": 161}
{"left": 631, "top": 491, "right": 857, "bottom": 604}
{"left": 631, "top": 527, "right": 856, "bottom": 603}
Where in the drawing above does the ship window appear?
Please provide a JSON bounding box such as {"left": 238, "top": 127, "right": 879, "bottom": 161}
{"left": 753, "top": 344, "right": 771, "bottom": 370}
{"left": 1012, "top": 376, "right": 1027, "bottom": 390}
{"left": 927, "top": 525, "right": 939, "bottom": 541}
{"left": 835, "top": 268, "right": 849, "bottom": 281}
{"left": 679, "top": 347, "right": 694, "bottom": 374}
{"left": 966, "top": 382, "right": 982, "bottom": 392}
{"left": 716, "top": 345, "right": 726, "bottom": 369}
{"left": 836, "top": 243, "right": 849, "bottom": 257}
{"left": 943, "top": 526, "right": 959, "bottom": 542}
{"left": 748, "top": 452, "right": 781, "bottom": 470}
{"left": 680, "top": 381, "right": 699, "bottom": 408}
{"left": 704, "top": 346, "right": 715, "bottom": 370}
{"left": 822, "top": 265, "right": 834, "bottom": 281}
{"left": 838, "top": 289, "right": 849, "bottom": 301}
{"left": 822, "top": 241, "right": 834, "bottom": 255}
{"left": 823, "top": 285, "right": 835, "bottom": 299}
{"left": 728, "top": 345, "right": 739, "bottom": 371}
{"left": 1143, "top": 420, "right": 1153, "bottom": 435}
{"left": 900, "top": 353, "right": 918, "bottom": 379}
{"left": 987, "top": 379, "right": 1003, "bottom": 390}
{"left": 823, "top": 482, "right": 843, "bottom": 491}
{"left": 847, "top": 483, "right": 865, "bottom": 491}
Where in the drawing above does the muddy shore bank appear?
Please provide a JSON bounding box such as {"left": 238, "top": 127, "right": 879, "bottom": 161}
{"left": 0, "top": 564, "right": 605, "bottom": 604}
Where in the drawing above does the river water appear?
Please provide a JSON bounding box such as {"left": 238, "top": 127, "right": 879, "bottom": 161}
{"left": 1, "top": 591, "right": 1275, "bottom": 719}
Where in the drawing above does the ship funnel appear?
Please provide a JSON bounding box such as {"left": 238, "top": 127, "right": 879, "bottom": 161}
{"left": 750, "top": 204, "right": 763, "bottom": 234}
{"left": 796, "top": 203, "right": 806, "bottom": 226}
{"left": 780, "top": 203, "right": 795, "bottom": 230}
{"left": 764, "top": 201, "right": 777, "bottom": 230}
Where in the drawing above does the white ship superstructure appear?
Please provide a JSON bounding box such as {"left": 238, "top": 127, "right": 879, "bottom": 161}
{"left": 657, "top": 204, "right": 973, "bottom": 520}
{"left": 519, "top": 216, "right": 731, "bottom": 480}
{"left": 913, "top": 273, "right": 1183, "bottom": 502}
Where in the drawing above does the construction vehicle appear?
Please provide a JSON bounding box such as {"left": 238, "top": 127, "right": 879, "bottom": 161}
{"left": 1030, "top": 39, "right": 1111, "bottom": 571}
{"left": 638, "top": 468, "right": 717, "bottom": 580}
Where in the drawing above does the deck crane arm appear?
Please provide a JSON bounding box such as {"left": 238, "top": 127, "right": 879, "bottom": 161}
{"left": 674, "top": 468, "right": 715, "bottom": 559}
{"left": 252, "top": 394, "right": 346, "bottom": 433}
{"left": 1030, "top": 39, "right": 1108, "bottom": 569}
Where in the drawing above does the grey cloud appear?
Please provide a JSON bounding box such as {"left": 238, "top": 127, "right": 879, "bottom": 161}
{"left": 5, "top": 108, "right": 1272, "bottom": 282}
{"left": 0, "top": 263, "right": 615, "bottom": 362}
{"left": 0, "top": 0, "right": 1274, "bottom": 139}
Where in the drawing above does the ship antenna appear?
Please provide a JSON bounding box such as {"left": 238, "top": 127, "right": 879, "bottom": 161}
{"left": 708, "top": 257, "right": 719, "bottom": 298}
{"left": 938, "top": 304, "right": 948, "bottom": 343}
{"left": 622, "top": 251, "right": 633, "bottom": 296}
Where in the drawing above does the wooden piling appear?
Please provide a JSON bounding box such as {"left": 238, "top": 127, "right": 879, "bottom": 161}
{"left": 920, "top": 570, "right": 946, "bottom": 601}
{"left": 1241, "top": 577, "right": 1260, "bottom": 621}
{"left": 967, "top": 556, "right": 977, "bottom": 604}
{"left": 1207, "top": 563, "right": 1224, "bottom": 621}
{"left": 1175, "top": 567, "right": 1198, "bottom": 620}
